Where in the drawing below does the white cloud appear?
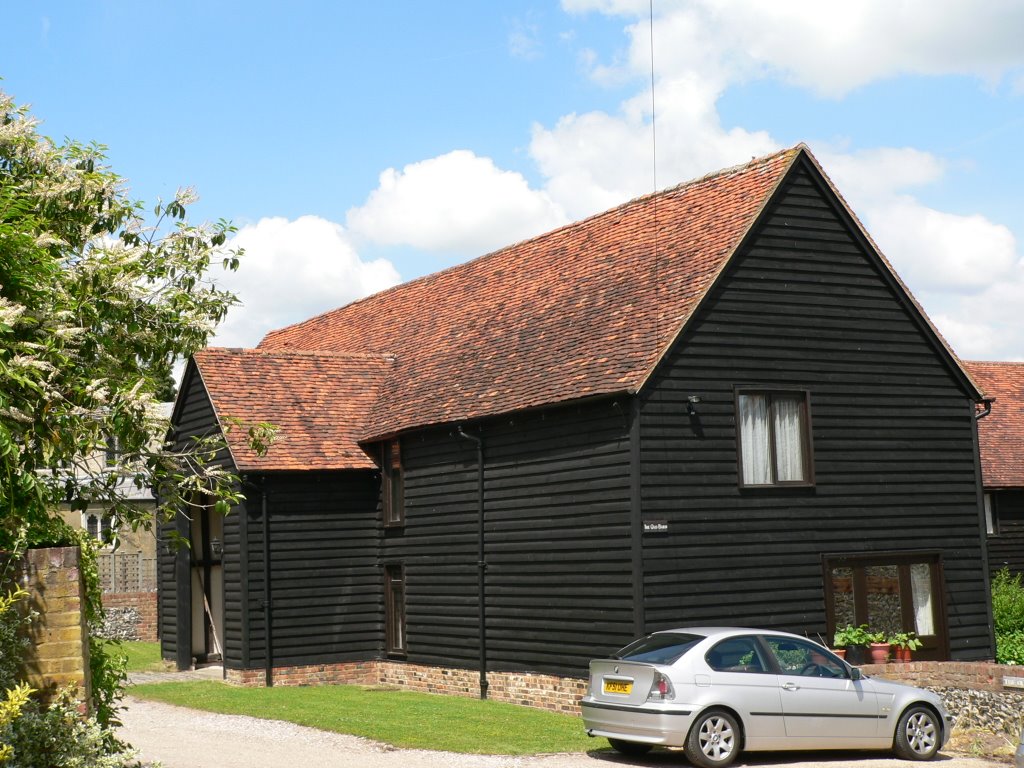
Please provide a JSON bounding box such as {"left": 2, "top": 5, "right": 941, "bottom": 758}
{"left": 211, "top": 216, "right": 400, "bottom": 348}
{"left": 531, "top": 74, "right": 775, "bottom": 219}
{"left": 567, "top": 0, "right": 1024, "bottom": 98}
{"left": 346, "top": 150, "right": 567, "bottom": 256}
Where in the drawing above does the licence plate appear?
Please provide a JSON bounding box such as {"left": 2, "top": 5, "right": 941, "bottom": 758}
{"left": 603, "top": 679, "right": 632, "bottom": 695}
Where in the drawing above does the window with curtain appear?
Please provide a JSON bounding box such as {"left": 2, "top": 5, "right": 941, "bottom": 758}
{"left": 736, "top": 390, "right": 812, "bottom": 486}
{"left": 823, "top": 553, "right": 946, "bottom": 660}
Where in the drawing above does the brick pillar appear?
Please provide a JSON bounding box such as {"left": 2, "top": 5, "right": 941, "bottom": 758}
{"left": 15, "top": 547, "right": 92, "bottom": 708}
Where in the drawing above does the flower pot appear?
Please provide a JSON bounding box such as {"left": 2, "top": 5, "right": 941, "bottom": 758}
{"left": 894, "top": 645, "right": 912, "bottom": 663}
{"left": 845, "top": 645, "right": 867, "bottom": 665}
{"left": 833, "top": 648, "right": 846, "bottom": 660}
{"left": 869, "top": 642, "right": 891, "bottom": 664}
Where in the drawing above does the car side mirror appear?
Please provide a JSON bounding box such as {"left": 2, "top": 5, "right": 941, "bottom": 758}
{"left": 849, "top": 667, "right": 863, "bottom": 681}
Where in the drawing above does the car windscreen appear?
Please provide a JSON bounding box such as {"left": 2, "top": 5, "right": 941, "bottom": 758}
{"left": 614, "top": 632, "right": 705, "bottom": 664}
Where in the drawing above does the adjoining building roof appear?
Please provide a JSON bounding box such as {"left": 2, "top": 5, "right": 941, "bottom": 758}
{"left": 964, "top": 361, "right": 1024, "bottom": 488}
{"left": 193, "top": 348, "right": 392, "bottom": 471}
{"left": 259, "top": 146, "right": 802, "bottom": 442}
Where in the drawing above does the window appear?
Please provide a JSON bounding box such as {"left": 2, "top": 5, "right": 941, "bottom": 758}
{"left": 763, "top": 636, "right": 847, "bottom": 679}
{"left": 736, "top": 390, "right": 813, "bottom": 486}
{"left": 705, "top": 636, "right": 769, "bottom": 673}
{"left": 84, "top": 513, "right": 113, "bottom": 545}
{"left": 616, "top": 632, "right": 704, "bottom": 665}
{"left": 384, "top": 563, "right": 406, "bottom": 655}
{"left": 984, "top": 493, "right": 998, "bottom": 536}
{"left": 824, "top": 553, "right": 947, "bottom": 660}
{"left": 382, "top": 439, "right": 404, "bottom": 527}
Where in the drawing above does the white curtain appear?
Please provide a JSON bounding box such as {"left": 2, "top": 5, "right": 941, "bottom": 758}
{"left": 739, "top": 394, "right": 771, "bottom": 484}
{"left": 773, "top": 396, "right": 805, "bottom": 482}
{"left": 911, "top": 564, "right": 935, "bottom": 636}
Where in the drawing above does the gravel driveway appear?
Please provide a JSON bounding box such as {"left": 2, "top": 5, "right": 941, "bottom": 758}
{"left": 119, "top": 697, "right": 1008, "bottom": 768}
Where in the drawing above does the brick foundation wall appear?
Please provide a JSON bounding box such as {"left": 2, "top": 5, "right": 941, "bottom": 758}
{"left": 224, "top": 660, "right": 587, "bottom": 713}
{"left": 101, "top": 591, "right": 157, "bottom": 641}
{"left": 14, "top": 547, "right": 92, "bottom": 708}
{"left": 862, "top": 660, "right": 1024, "bottom": 693}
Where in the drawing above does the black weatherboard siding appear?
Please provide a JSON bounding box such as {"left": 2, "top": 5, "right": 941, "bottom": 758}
{"left": 988, "top": 490, "right": 1024, "bottom": 577}
{"left": 243, "top": 471, "right": 382, "bottom": 670}
{"left": 638, "top": 159, "right": 991, "bottom": 659}
{"left": 389, "top": 399, "right": 634, "bottom": 678}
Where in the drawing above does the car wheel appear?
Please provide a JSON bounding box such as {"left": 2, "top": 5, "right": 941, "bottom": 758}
{"left": 607, "top": 738, "right": 653, "bottom": 756}
{"left": 685, "top": 708, "right": 741, "bottom": 768}
{"left": 893, "top": 705, "right": 941, "bottom": 760}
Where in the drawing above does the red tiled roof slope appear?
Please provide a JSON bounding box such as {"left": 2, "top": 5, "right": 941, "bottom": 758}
{"left": 964, "top": 361, "right": 1024, "bottom": 488}
{"left": 260, "top": 147, "right": 801, "bottom": 441}
{"left": 194, "top": 348, "right": 391, "bottom": 471}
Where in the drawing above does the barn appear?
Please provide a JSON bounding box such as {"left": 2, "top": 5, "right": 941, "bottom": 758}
{"left": 160, "top": 145, "right": 994, "bottom": 694}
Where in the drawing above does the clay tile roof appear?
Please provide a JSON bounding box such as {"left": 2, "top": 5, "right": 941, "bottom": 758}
{"left": 193, "top": 348, "right": 392, "bottom": 471}
{"left": 963, "top": 361, "right": 1024, "bottom": 488}
{"left": 259, "top": 146, "right": 802, "bottom": 442}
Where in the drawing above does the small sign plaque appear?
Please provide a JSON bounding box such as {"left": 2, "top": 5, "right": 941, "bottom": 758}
{"left": 643, "top": 519, "right": 669, "bottom": 533}
{"left": 1003, "top": 675, "right": 1024, "bottom": 689}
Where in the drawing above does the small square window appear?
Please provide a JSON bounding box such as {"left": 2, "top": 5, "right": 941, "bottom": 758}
{"left": 382, "top": 439, "right": 404, "bottom": 527}
{"left": 736, "top": 390, "right": 813, "bottom": 487}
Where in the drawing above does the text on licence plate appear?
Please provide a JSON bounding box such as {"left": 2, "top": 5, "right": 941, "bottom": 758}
{"left": 603, "top": 679, "right": 632, "bottom": 695}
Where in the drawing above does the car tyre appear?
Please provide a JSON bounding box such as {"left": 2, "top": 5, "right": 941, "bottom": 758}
{"left": 893, "top": 704, "right": 941, "bottom": 760}
{"left": 685, "top": 708, "right": 741, "bottom": 768}
{"left": 607, "top": 738, "right": 653, "bottom": 756}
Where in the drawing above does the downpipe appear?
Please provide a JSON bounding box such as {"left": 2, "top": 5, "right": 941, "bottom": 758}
{"left": 456, "top": 426, "right": 488, "bottom": 700}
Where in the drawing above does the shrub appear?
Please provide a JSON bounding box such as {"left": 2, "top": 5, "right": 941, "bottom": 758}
{"left": 992, "top": 568, "right": 1024, "bottom": 665}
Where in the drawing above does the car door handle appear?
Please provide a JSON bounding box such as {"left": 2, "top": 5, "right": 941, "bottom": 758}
{"left": 782, "top": 682, "right": 799, "bottom": 691}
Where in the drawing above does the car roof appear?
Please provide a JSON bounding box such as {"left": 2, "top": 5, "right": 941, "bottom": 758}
{"left": 653, "top": 627, "right": 819, "bottom": 642}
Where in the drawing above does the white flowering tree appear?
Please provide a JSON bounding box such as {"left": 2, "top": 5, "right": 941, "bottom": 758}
{"left": 0, "top": 90, "right": 265, "bottom": 551}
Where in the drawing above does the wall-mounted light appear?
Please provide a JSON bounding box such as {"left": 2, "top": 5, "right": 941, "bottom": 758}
{"left": 210, "top": 538, "right": 223, "bottom": 558}
{"left": 687, "top": 395, "right": 702, "bottom": 416}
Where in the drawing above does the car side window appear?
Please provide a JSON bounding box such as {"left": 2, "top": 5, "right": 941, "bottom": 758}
{"left": 765, "top": 637, "right": 846, "bottom": 678}
{"left": 705, "top": 636, "right": 769, "bottom": 673}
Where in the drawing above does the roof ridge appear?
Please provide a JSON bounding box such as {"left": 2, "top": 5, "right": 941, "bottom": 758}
{"left": 260, "top": 144, "right": 805, "bottom": 348}
{"left": 201, "top": 347, "right": 395, "bottom": 361}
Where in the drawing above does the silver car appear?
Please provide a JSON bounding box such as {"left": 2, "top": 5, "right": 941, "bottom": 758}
{"left": 581, "top": 627, "right": 952, "bottom": 767}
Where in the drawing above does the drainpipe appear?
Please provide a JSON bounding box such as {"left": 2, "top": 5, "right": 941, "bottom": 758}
{"left": 260, "top": 482, "right": 273, "bottom": 687}
{"left": 976, "top": 397, "right": 994, "bottom": 420}
{"left": 456, "top": 426, "right": 487, "bottom": 700}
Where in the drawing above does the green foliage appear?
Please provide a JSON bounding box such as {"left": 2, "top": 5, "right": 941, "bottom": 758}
{"left": 131, "top": 681, "right": 593, "bottom": 755}
{"left": 833, "top": 624, "right": 872, "bottom": 647}
{"left": 887, "top": 630, "right": 923, "bottom": 651}
{"left": 0, "top": 88, "right": 261, "bottom": 550}
{"left": 992, "top": 568, "right": 1024, "bottom": 665}
{"left": 0, "top": 688, "right": 135, "bottom": 768}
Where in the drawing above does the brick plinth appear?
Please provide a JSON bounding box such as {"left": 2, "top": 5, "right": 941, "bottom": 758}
{"left": 862, "top": 660, "right": 1024, "bottom": 692}
{"left": 224, "top": 660, "right": 587, "bottom": 713}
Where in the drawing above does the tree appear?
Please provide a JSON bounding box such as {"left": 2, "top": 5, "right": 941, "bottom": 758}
{"left": 0, "top": 88, "right": 260, "bottom": 550}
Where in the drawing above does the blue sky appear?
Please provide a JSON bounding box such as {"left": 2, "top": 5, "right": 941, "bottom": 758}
{"left": 5, "top": 1, "right": 1024, "bottom": 361}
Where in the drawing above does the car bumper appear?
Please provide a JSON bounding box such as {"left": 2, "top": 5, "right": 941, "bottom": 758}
{"left": 580, "top": 698, "right": 695, "bottom": 747}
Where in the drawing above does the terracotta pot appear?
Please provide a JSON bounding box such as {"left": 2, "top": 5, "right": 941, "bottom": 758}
{"left": 894, "top": 645, "right": 912, "bottom": 663}
{"left": 833, "top": 648, "right": 847, "bottom": 659}
{"left": 869, "top": 642, "right": 891, "bottom": 664}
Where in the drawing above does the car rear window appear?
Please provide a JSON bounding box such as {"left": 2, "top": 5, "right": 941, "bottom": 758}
{"left": 614, "top": 632, "right": 704, "bottom": 664}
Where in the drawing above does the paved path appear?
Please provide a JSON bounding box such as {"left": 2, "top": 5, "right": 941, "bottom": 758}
{"left": 118, "top": 695, "right": 1008, "bottom": 768}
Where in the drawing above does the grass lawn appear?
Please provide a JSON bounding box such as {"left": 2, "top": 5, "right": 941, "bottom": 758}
{"left": 129, "top": 681, "right": 595, "bottom": 755}
{"left": 107, "top": 641, "right": 171, "bottom": 673}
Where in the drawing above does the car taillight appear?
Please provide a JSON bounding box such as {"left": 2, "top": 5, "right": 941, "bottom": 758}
{"left": 647, "top": 672, "right": 675, "bottom": 701}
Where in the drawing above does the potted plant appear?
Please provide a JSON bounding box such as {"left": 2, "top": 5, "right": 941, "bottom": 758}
{"left": 833, "top": 624, "right": 872, "bottom": 664}
{"left": 888, "top": 631, "right": 922, "bottom": 663}
{"left": 867, "top": 630, "right": 891, "bottom": 664}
